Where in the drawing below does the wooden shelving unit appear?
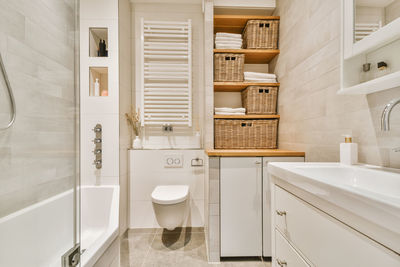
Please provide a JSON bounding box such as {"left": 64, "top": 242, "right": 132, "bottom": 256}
{"left": 212, "top": 13, "right": 288, "bottom": 152}
{"left": 214, "top": 114, "right": 280, "bottom": 119}
{"left": 214, "top": 49, "right": 279, "bottom": 64}
{"left": 214, "top": 14, "right": 280, "bottom": 34}
{"left": 214, "top": 82, "right": 280, "bottom": 92}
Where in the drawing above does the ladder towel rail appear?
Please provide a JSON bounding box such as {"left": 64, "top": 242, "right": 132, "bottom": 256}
{"left": 141, "top": 18, "right": 192, "bottom": 127}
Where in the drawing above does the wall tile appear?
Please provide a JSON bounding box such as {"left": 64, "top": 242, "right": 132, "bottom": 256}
{"left": 274, "top": 0, "right": 400, "bottom": 168}
{"left": 0, "top": 0, "right": 77, "bottom": 217}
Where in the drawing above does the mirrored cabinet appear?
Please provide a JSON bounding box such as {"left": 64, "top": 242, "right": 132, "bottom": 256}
{"left": 340, "top": 0, "right": 400, "bottom": 95}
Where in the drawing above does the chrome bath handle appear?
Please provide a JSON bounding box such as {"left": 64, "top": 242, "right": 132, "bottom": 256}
{"left": 276, "top": 210, "right": 287, "bottom": 216}
{"left": 277, "top": 259, "right": 287, "bottom": 266}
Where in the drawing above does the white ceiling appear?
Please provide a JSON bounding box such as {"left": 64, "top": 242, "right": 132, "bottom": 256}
{"left": 356, "top": 0, "right": 395, "bottom": 8}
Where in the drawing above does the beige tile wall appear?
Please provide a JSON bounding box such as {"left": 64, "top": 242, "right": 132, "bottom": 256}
{"left": 0, "top": 0, "right": 78, "bottom": 217}
{"left": 272, "top": 0, "right": 400, "bottom": 168}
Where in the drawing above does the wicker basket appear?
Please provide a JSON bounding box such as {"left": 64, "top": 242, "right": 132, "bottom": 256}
{"left": 243, "top": 20, "right": 279, "bottom": 49}
{"left": 214, "top": 119, "right": 278, "bottom": 149}
{"left": 242, "top": 86, "right": 278, "bottom": 115}
{"left": 214, "top": 53, "right": 245, "bottom": 82}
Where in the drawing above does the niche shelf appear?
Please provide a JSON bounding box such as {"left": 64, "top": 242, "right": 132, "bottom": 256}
{"left": 214, "top": 82, "right": 280, "bottom": 92}
{"left": 89, "top": 28, "right": 108, "bottom": 57}
{"left": 89, "top": 67, "right": 108, "bottom": 96}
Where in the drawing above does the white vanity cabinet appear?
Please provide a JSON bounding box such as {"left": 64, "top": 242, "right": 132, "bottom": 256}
{"left": 271, "top": 185, "right": 400, "bottom": 267}
{"left": 262, "top": 157, "right": 305, "bottom": 257}
{"left": 220, "top": 156, "right": 304, "bottom": 257}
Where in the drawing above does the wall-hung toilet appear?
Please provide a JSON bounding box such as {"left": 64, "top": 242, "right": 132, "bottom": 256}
{"left": 151, "top": 185, "right": 189, "bottom": 230}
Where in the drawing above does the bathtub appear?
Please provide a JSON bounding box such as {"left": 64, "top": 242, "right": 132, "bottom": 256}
{"left": 81, "top": 185, "right": 119, "bottom": 267}
{"left": 0, "top": 185, "right": 119, "bottom": 267}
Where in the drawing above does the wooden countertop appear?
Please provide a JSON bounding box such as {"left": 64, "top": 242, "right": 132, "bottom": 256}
{"left": 205, "top": 149, "right": 305, "bottom": 157}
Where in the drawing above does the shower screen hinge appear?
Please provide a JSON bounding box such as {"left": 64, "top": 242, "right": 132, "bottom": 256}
{"left": 62, "top": 244, "right": 80, "bottom": 267}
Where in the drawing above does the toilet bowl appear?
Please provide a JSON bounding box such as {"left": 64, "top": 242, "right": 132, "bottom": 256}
{"left": 151, "top": 185, "right": 189, "bottom": 231}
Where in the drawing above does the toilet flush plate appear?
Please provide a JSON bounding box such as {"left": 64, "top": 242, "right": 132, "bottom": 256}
{"left": 164, "top": 154, "right": 183, "bottom": 168}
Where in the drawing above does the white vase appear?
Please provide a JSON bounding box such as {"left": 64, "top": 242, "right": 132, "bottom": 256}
{"left": 132, "top": 136, "right": 142, "bottom": 149}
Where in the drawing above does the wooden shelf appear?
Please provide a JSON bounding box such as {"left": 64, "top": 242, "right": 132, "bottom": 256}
{"left": 214, "top": 82, "right": 280, "bottom": 92}
{"left": 214, "top": 114, "right": 280, "bottom": 119}
{"left": 214, "top": 15, "right": 280, "bottom": 34}
{"left": 206, "top": 149, "right": 305, "bottom": 157}
{"left": 214, "top": 49, "right": 279, "bottom": 64}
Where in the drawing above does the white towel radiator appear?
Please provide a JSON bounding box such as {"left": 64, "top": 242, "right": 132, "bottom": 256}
{"left": 140, "top": 18, "right": 192, "bottom": 127}
{"left": 354, "top": 22, "right": 382, "bottom": 42}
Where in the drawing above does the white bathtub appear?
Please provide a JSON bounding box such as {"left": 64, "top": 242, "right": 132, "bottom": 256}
{"left": 81, "top": 185, "right": 119, "bottom": 267}
{"left": 0, "top": 185, "right": 119, "bottom": 267}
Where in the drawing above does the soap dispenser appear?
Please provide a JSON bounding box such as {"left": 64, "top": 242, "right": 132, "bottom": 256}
{"left": 340, "top": 135, "right": 358, "bottom": 165}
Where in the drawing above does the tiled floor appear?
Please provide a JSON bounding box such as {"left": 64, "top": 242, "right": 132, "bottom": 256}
{"left": 120, "top": 228, "right": 271, "bottom": 267}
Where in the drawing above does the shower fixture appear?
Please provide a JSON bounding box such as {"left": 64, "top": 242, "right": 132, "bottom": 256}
{"left": 0, "top": 52, "right": 16, "bottom": 130}
{"left": 92, "top": 124, "right": 102, "bottom": 169}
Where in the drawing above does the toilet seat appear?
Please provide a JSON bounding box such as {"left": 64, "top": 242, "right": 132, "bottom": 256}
{"left": 151, "top": 185, "right": 189, "bottom": 205}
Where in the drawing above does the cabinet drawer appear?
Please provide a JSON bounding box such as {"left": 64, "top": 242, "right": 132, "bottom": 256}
{"left": 275, "top": 229, "right": 310, "bottom": 267}
{"left": 274, "top": 186, "right": 400, "bottom": 267}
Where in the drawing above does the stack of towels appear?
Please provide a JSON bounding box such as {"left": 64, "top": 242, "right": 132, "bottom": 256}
{"left": 244, "top": 72, "right": 277, "bottom": 83}
{"left": 215, "top": 33, "right": 242, "bottom": 49}
{"left": 215, "top": 107, "right": 246, "bottom": 115}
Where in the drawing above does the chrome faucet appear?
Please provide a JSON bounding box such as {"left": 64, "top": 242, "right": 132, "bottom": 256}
{"left": 381, "top": 97, "right": 400, "bottom": 131}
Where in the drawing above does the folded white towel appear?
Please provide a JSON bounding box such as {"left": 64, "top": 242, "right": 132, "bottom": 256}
{"left": 244, "top": 78, "right": 277, "bottom": 83}
{"left": 216, "top": 32, "right": 242, "bottom": 38}
{"left": 215, "top": 112, "right": 246, "bottom": 115}
{"left": 244, "top": 72, "right": 277, "bottom": 79}
{"left": 215, "top": 107, "right": 246, "bottom": 113}
{"left": 215, "top": 40, "right": 243, "bottom": 45}
{"left": 215, "top": 36, "right": 242, "bottom": 42}
{"left": 215, "top": 44, "right": 242, "bottom": 49}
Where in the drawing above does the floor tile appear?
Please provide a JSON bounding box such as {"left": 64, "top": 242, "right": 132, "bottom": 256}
{"left": 121, "top": 228, "right": 271, "bottom": 267}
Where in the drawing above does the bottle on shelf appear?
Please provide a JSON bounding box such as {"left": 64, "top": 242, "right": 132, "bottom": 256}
{"left": 98, "top": 39, "right": 108, "bottom": 57}
{"left": 94, "top": 78, "right": 100, "bottom": 96}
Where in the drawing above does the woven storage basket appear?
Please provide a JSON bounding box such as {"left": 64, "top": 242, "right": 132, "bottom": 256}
{"left": 241, "top": 86, "right": 278, "bottom": 115}
{"left": 214, "top": 53, "right": 245, "bottom": 82}
{"left": 243, "top": 20, "right": 279, "bottom": 49}
{"left": 214, "top": 119, "right": 278, "bottom": 149}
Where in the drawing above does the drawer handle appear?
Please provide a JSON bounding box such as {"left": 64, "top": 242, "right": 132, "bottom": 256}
{"left": 277, "top": 259, "right": 287, "bottom": 266}
{"left": 276, "top": 210, "right": 287, "bottom": 216}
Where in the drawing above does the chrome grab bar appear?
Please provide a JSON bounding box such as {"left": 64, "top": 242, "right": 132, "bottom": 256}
{"left": 0, "top": 52, "right": 16, "bottom": 130}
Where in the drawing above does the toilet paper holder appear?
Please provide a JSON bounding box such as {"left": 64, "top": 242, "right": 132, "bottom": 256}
{"left": 191, "top": 158, "right": 203, "bottom": 167}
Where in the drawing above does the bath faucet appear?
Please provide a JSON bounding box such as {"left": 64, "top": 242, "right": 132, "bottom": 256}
{"left": 381, "top": 97, "right": 400, "bottom": 131}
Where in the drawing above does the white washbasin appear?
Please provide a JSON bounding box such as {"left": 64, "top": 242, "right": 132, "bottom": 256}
{"left": 268, "top": 162, "right": 400, "bottom": 253}
{"left": 293, "top": 164, "right": 400, "bottom": 203}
